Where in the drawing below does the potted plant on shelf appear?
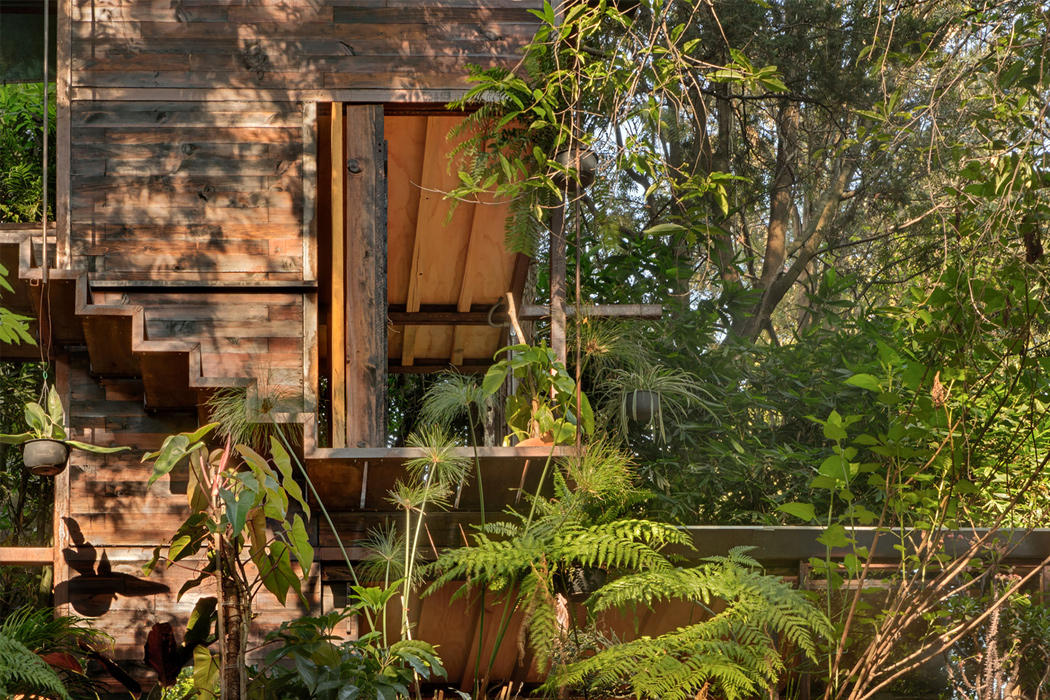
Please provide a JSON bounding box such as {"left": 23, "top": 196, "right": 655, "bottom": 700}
{"left": 0, "top": 386, "right": 129, "bottom": 475}
{"left": 481, "top": 341, "right": 593, "bottom": 446}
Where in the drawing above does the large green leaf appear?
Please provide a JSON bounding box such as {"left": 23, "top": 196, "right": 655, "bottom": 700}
{"left": 24, "top": 402, "right": 47, "bottom": 435}
{"left": 778, "top": 502, "right": 816, "bottom": 522}
{"left": 220, "top": 486, "right": 251, "bottom": 538}
{"left": 288, "top": 514, "right": 314, "bottom": 575}
{"left": 183, "top": 597, "right": 217, "bottom": 648}
{"left": 64, "top": 440, "right": 131, "bottom": 454}
{"left": 192, "top": 646, "right": 219, "bottom": 700}
{"left": 145, "top": 434, "right": 190, "bottom": 487}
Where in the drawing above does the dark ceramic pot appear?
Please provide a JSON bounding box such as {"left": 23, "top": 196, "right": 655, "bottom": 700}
{"left": 22, "top": 438, "right": 70, "bottom": 476}
{"left": 557, "top": 565, "right": 608, "bottom": 603}
{"left": 552, "top": 149, "right": 598, "bottom": 192}
{"left": 626, "top": 390, "right": 657, "bottom": 425}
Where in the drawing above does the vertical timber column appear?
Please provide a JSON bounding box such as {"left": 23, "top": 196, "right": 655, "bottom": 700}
{"left": 329, "top": 104, "right": 348, "bottom": 447}
{"left": 52, "top": 355, "right": 71, "bottom": 617}
{"left": 549, "top": 203, "right": 567, "bottom": 366}
{"left": 344, "top": 106, "right": 387, "bottom": 447}
{"left": 56, "top": 0, "right": 71, "bottom": 266}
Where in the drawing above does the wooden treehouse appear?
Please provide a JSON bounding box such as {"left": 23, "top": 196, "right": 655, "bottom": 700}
{"left": 0, "top": 0, "right": 574, "bottom": 685}
{"left": 3, "top": 0, "right": 1050, "bottom": 693}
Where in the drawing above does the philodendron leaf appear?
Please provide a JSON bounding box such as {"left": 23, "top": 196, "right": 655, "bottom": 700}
{"left": 260, "top": 541, "right": 300, "bottom": 605}
{"left": 145, "top": 434, "right": 190, "bottom": 487}
{"left": 183, "top": 597, "right": 217, "bottom": 649}
{"left": 64, "top": 440, "right": 131, "bottom": 454}
{"left": 288, "top": 513, "right": 314, "bottom": 576}
{"left": 24, "top": 402, "right": 47, "bottom": 435}
{"left": 144, "top": 622, "right": 182, "bottom": 686}
{"left": 270, "top": 437, "right": 309, "bottom": 517}
{"left": 192, "top": 646, "right": 219, "bottom": 700}
{"left": 0, "top": 432, "right": 33, "bottom": 444}
{"left": 144, "top": 423, "right": 219, "bottom": 488}
{"left": 220, "top": 486, "right": 251, "bottom": 538}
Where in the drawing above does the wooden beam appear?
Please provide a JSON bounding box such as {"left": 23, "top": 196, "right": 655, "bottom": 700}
{"left": 450, "top": 202, "right": 481, "bottom": 365}
{"left": 56, "top": 0, "right": 71, "bottom": 267}
{"left": 389, "top": 305, "right": 501, "bottom": 326}
{"left": 344, "top": 105, "right": 387, "bottom": 447}
{"left": 519, "top": 303, "right": 663, "bottom": 321}
{"left": 389, "top": 359, "right": 491, "bottom": 374}
{"left": 0, "top": 548, "right": 54, "bottom": 565}
{"left": 549, "top": 203, "right": 567, "bottom": 365}
{"left": 329, "top": 102, "right": 347, "bottom": 448}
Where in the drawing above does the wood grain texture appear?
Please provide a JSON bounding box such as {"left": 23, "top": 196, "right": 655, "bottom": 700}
{"left": 329, "top": 103, "right": 347, "bottom": 448}
{"left": 343, "top": 105, "right": 387, "bottom": 447}
{"left": 70, "top": 101, "right": 304, "bottom": 281}
{"left": 69, "top": 1, "right": 540, "bottom": 95}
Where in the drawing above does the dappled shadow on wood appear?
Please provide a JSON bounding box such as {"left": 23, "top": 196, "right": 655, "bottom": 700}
{"left": 58, "top": 516, "right": 169, "bottom": 617}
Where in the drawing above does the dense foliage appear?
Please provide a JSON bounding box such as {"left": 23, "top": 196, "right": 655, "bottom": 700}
{"left": 0, "top": 82, "right": 54, "bottom": 224}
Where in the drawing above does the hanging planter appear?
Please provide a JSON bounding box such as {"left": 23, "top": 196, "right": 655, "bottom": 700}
{"left": 0, "top": 384, "right": 130, "bottom": 477}
{"left": 556, "top": 564, "right": 608, "bottom": 603}
{"left": 625, "top": 389, "right": 657, "bottom": 425}
{"left": 21, "top": 439, "right": 72, "bottom": 476}
{"left": 551, "top": 148, "right": 598, "bottom": 192}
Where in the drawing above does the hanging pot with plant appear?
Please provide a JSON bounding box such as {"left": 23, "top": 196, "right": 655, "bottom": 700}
{"left": 0, "top": 385, "right": 130, "bottom": 476}
{"left": 556, "top": 564, "right": 608, "bottom": 603}
{"left": 606, "top": 366, "right": 718, "bottom": 444}
{"left": 624, "top": 389, "right": 657, "bottom": 425}
{"left": 481, "top": 341, "right": 593, "bottom": 447}
{"left": 551, "top": 148, "right": 598, "bottom": 192}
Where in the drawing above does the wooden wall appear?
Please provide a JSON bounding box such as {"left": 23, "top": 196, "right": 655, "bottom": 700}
{"left": 69, "top": 1, "right": 537, "bottom": 96}
{"left": 57, "top": 353, "right": 317, "bottom": 678}
{"left": 70, "top": 100, "right": 306, "bottom": 280}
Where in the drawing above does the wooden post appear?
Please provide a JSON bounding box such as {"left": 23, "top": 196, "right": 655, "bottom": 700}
{"left": 329, "top": 103, "right": 348, "bottom": 448}
{"left": 549, "top": 202, "right": 567, "bottom": 366}
{"left": 344, "top": 105, "right": 387, "bottom": 447}
{"left": 53, "top": 355, "right": 71, "bottom": 617}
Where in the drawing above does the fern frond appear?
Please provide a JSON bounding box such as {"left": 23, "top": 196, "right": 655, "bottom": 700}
{"left": 0, "top": 631, "right": 72, "bottom": 700}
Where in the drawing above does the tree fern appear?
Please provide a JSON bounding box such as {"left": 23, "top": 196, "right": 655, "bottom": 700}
{"left": 549, "top": 551, "right": 832, "bottom": 700}
{"left": 0, "top": 630, "right": 72, "bottom": 700}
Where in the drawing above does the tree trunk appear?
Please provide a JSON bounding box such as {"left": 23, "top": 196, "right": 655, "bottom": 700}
{"left": 732, "top": 98, "right": 799, "bottom": 340}
{"left": 220, "top": 540, "right": 248, "bottom": 700}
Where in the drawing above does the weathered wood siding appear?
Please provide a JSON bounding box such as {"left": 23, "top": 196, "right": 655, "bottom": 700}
{"left": 69, "top": 1, "right": 536, "bottom": 95}
{"left": 70, "top": 100, "right": 305, "bottom": 280}
{"left": 89, "top": 290, "right": 305, "bottom": 388}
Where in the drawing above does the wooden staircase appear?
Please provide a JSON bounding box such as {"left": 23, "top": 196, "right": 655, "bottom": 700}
{"left": 1, "top": 225, "right": 248, "bottom": 413}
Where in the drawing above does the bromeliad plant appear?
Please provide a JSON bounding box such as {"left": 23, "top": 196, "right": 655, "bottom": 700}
{"left": 142, "top": 423, "right": 314, "bottom": 700}
{"left": 482, "top": 341, "right": 593, "bottom": 445}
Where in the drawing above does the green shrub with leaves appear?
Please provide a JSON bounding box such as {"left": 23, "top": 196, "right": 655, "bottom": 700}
{"left": 0, "top": 83, "right": 54, "bottom": 224}
{"left": 552, "top": 548, "right": 831, "bottom": 700}
{"left": 143, "top": 424, "right": 315, "bottom": 700}
{"left": 249, "top": 587, "right": 445, "bottom": 700}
